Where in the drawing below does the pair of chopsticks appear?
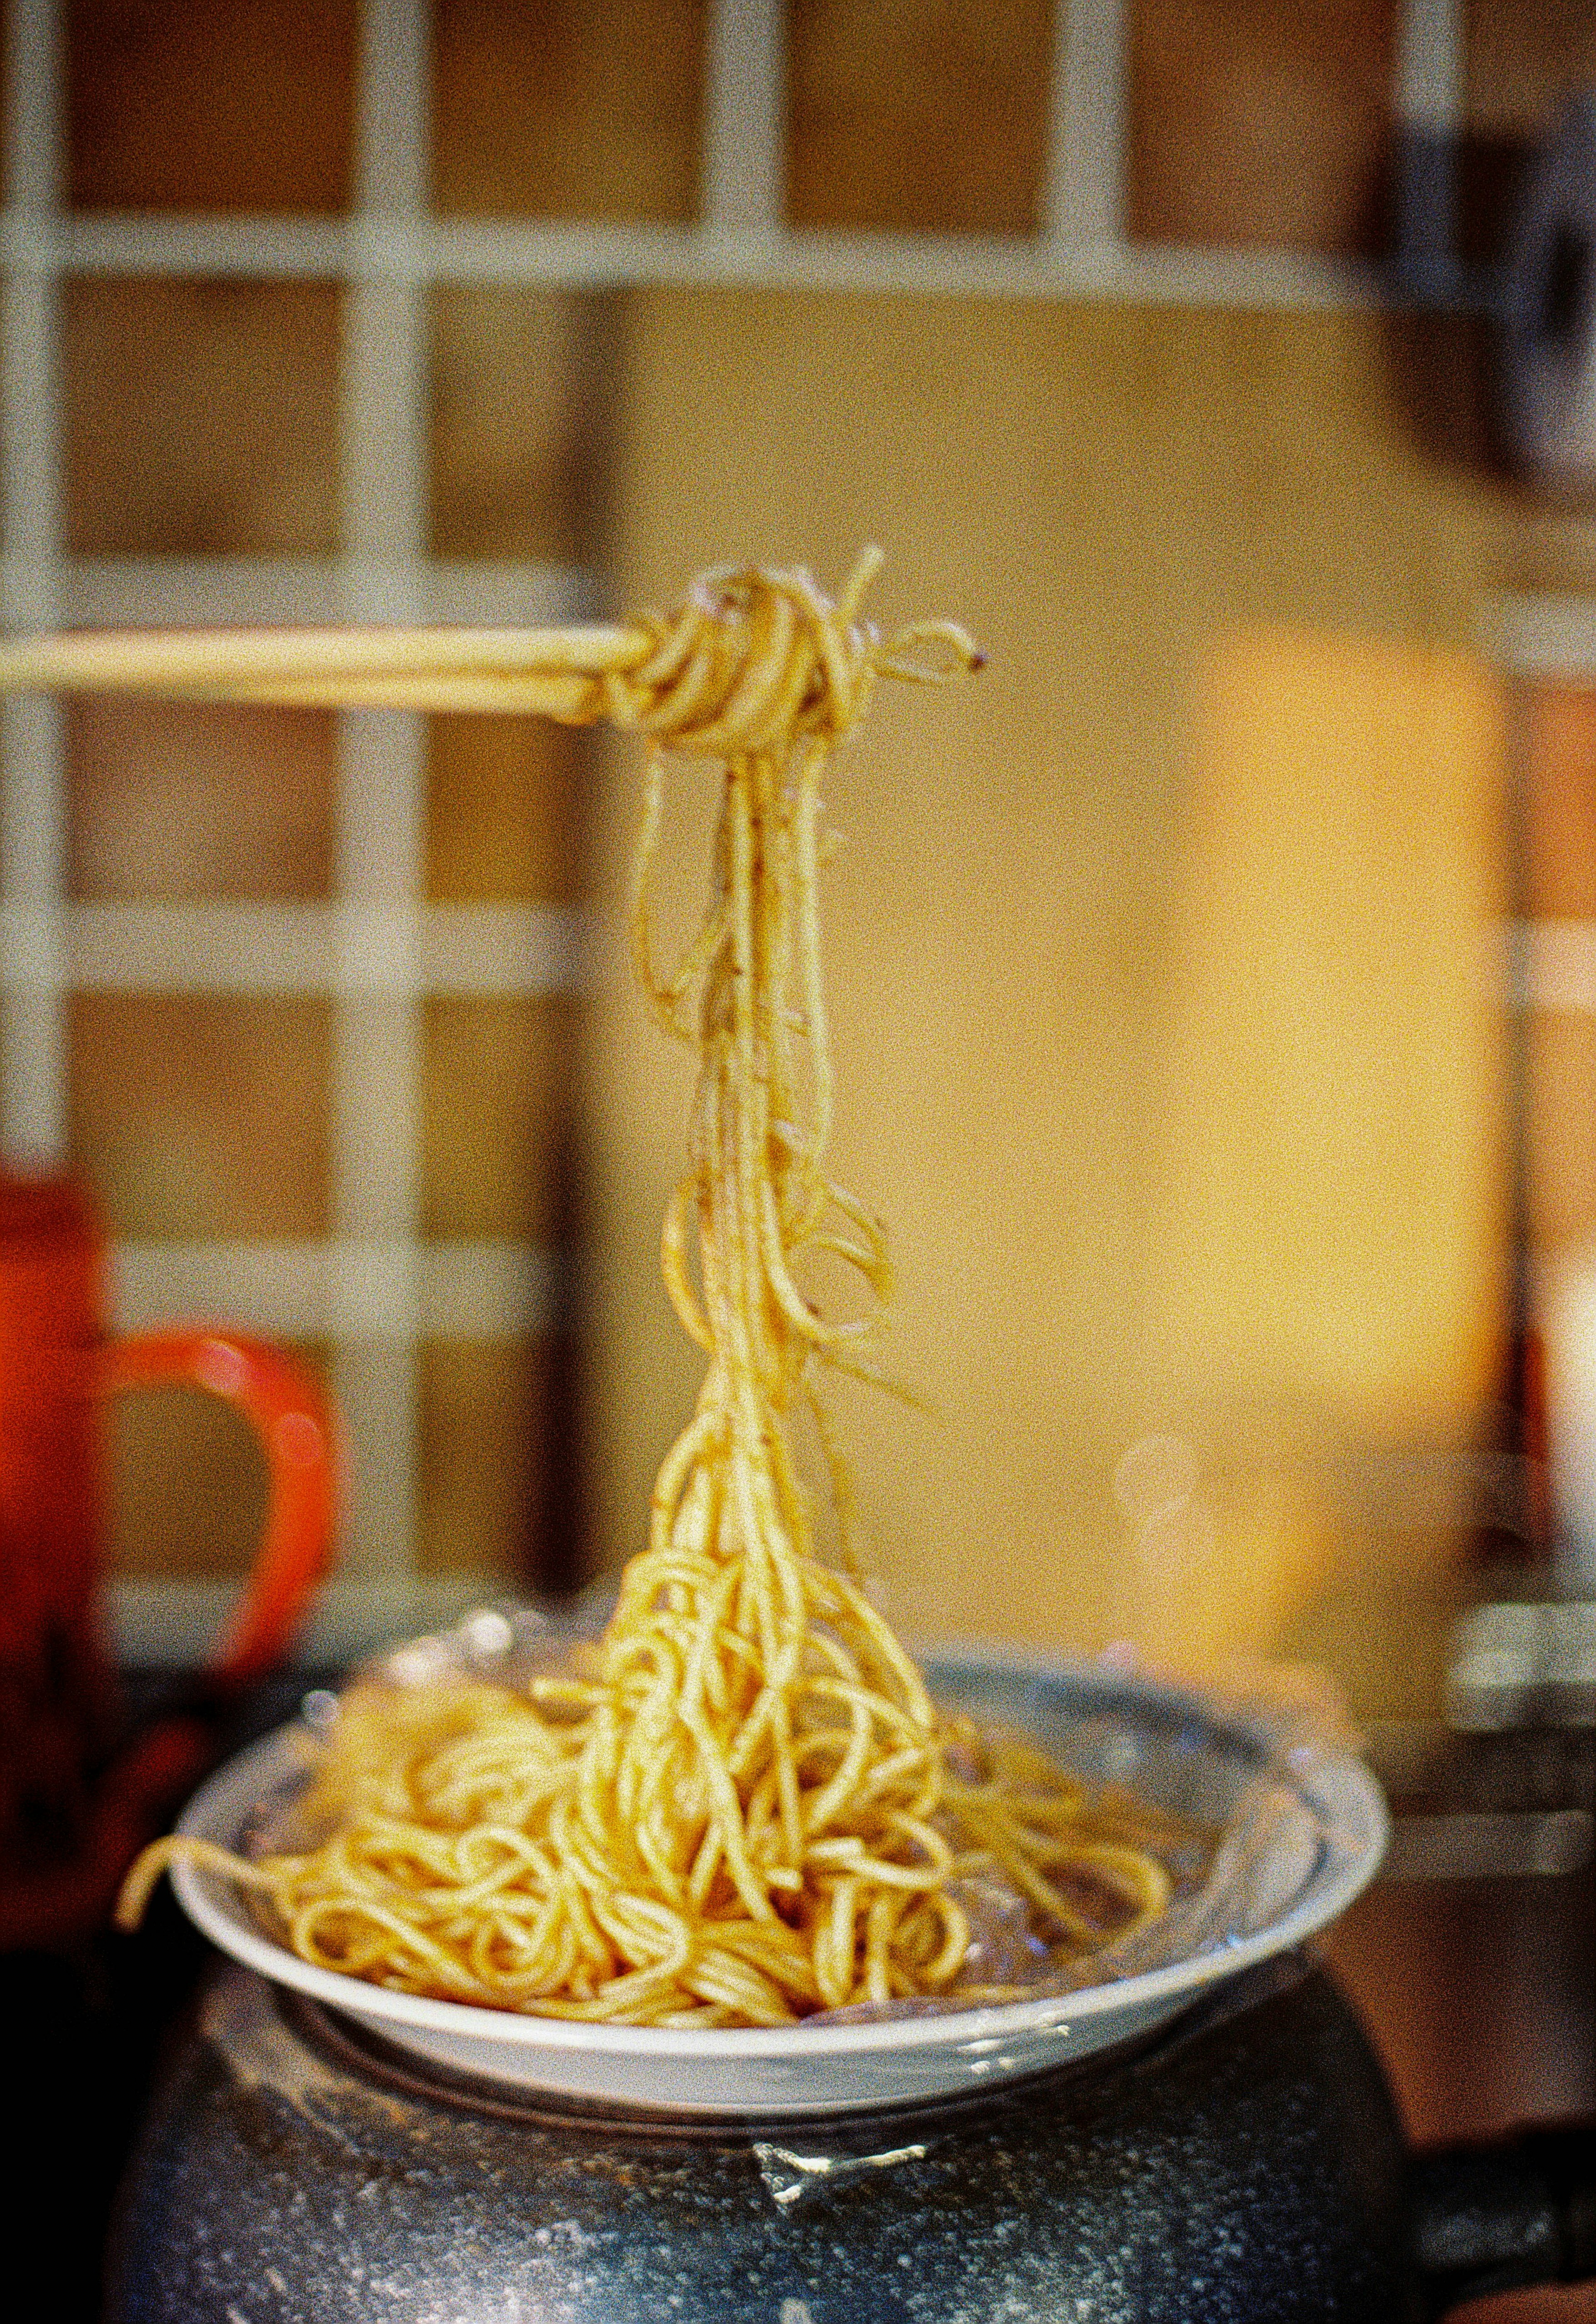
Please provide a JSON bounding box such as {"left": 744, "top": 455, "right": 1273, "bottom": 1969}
{"left": 0, "top": 551, "right": 981, "bottom": 731}
{"left": 0, "top": 621, "right": 653, "bottom": 719}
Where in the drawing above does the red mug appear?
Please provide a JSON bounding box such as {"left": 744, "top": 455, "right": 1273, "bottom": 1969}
{"left": 0, "top": 1167, "right": 337, "bottom": 1944}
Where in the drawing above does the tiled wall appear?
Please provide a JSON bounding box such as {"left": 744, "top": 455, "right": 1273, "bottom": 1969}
{"left": 7, "top": 1, "right": 606, "bottom": 1645}
{"left": 7, "top": 0, "right": 1596, "bottom": 1667}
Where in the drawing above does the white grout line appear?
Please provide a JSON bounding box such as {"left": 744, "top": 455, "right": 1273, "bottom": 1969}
{"left": 1042, "top": 0, "right": 1126, "bottom": 251}
{"left": 1485, "top": 591, "right": 1596, "bottom": 679}
{"left": 331, "top": 0, "right": 434, "bottom": 1586}
{"left": 702, "top": 0, "right": 785, "bottom": 235}
{"left": 417, "top": 1237, "right": 557, "bottom": 1337}
{"left": 109, "top": 1236, "right": 556, "bottom": 1338}
{"left": 337, "top": 708, "right": 427, "bottom": 894}
{"left": 0, "top": 685, "right": 66, "bottom": 1162}
{"left": 1, "top": 293, "right": 60, "bottom": 592}
{"left": 108, "top": 1573, "right": 515, "bottom": 1667}
{"left": 355, "top": 0, "right": 431, "bottom": 218}
{"left": 0, "top": 553, "right": 589, "bottom": 630}
{"left": 59, "top": 556, "right": 346, "bottom": 630}
{"left": 33, "top": 213, "right": 351, "bottom": 275}
{"left": 420, "top": 899, "right": 590, "bottom": 993}
{"left": 749, "top": 227, "right": 1388, "bottom": 307}
{"left": 1394, "top": 0, "right": 1464, "bottom": 133}
{"left": 330, "top": 991, "right": 422, "bottom": 1239}
{"left": 0, "top": 0, "right": 65, "bottom": 1163}
{"left": 0, "top": 900, "right": 589, "bottom": 996}
{"left": 343, "top": 301, "right": 429, "bottom": 611}
{"left": 12, "top": 206, "right": 1408, "bottom": 311}
{"left": 6, "top": 0, "right": 62, "bottom": 216}
{"left": 424, "top": 558, "right": 596, "bottom": 625}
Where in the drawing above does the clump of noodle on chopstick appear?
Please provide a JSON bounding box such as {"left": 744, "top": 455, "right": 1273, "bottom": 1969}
{"left": 118, "top": 551, "right": 1181, "bottom": 2025}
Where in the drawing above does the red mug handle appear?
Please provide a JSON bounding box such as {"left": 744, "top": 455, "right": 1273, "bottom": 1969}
{"left": 100, "top": 1330, "right": 339, "bottom": 1687}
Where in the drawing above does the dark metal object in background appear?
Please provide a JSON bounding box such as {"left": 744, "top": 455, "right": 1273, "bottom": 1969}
{"left": 106, "top": 1957, "right": 1593, "bottom": 2324}
{"left": 1496, "top": 91, "right": 1596, "bottom": 496}
{"left": 1412, "top": 2126, "right": 1596, "bottom": 2314}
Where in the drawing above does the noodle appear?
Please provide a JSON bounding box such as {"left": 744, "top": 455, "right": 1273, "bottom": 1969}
{"left": 118, "top": 553, "right": 1186, "bottom": 2024}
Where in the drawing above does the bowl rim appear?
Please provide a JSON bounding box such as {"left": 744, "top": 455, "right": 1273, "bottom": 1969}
{"left": 171, "top": 1640, "right": 1389, "bottom": 2065}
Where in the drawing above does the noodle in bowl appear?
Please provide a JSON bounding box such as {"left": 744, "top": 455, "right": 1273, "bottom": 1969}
{"left": 168, "top": 1635, "right": 1387, "bottom": 2117}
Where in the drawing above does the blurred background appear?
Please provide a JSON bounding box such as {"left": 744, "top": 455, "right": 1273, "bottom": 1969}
{"left": 1, "top": 6, "right": 1594, "bottom": 2304}
{"left": 0, "top": 0, "right": 1577, "bottom": 1697}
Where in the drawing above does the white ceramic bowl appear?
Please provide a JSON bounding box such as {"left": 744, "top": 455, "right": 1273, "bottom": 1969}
{"left": 170, "top": 1645, "right": 1387, "bottom": 2118}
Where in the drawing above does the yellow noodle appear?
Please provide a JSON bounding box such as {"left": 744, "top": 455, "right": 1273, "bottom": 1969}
{"left": 118, "top": 555, "right": 1199, "bottom": 2021}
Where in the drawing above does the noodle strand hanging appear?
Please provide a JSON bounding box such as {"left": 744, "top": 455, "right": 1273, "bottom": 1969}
{"left": 119, "top": 554, "right": 1185, "bottom": 2024}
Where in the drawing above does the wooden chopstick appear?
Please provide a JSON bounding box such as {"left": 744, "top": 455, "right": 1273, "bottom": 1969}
{"left": 0, "top": 622, "right": 655, "bottom": 713}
